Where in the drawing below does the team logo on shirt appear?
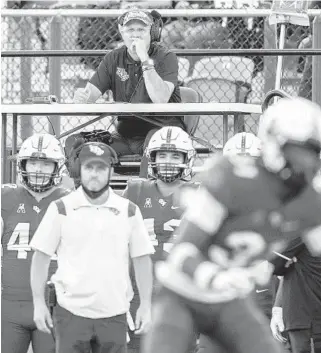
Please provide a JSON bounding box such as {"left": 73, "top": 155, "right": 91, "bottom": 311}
{"left": 158, "top": 199, "right": 167, "bottom": 207}
{"left": 17, "top": 203, "right": 26, "bottom": 213}
{"left": 33, "top": 206, "right": 41, "bottom": 214}
{"left": 89, "top": 145, "right": 104, "bottom": 156}
{"left": 116, "top": 67, "right": 129, "bottom": 82}
{"left": 108, "top": 207, "right": 120, "bottom": 215}
{"left": 144, "top": 198, "right": 152, "bottom": 208}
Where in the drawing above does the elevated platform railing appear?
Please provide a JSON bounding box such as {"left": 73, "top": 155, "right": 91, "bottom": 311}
{"left": 1, "top": 102, "right": 262, "bottom": 184}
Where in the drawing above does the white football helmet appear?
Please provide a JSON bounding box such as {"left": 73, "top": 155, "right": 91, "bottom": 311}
{"left": 258, "top": 97, "right": 321, "bottom": 173}
{"left": 146, "top": 126, "right": 196, "bottom": 182}
{"left": 17, "top": 134, "right": 66, "bottom": 192}
{"left": 223, "top": 132, "right": 261, "bottom": 157}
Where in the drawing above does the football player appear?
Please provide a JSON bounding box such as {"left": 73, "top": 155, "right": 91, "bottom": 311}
{"left": 122, "top": 126, "right": 197, "bottom": 353}
{"left": 198, "top": 132, "right": 273, "bottom": 353}
{"left": 142, "top": 97, "right": 321, "bottom": 353}
{"left": 1, "top": 134, "right": 70, "bottom": 353}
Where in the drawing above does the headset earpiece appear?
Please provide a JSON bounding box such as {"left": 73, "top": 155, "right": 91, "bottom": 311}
{"left": 68, "top": 144, "right": 83, "bottom": 179}
{"left": 150, "top": 10, "right": 163, "bottom": 42}
{"left": 69, "top": 142, "right": 118, "bottom": 180}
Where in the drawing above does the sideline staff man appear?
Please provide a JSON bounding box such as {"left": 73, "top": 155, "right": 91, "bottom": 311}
{"left": 73, "top": 9, "right": 184, "bottom": 157}
{"left": 30, "top": 142, "right": 154, "bottom": 353}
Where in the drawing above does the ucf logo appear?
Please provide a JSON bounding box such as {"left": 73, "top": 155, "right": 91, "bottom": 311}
{"left": 89, "top": 145, "right": 104, "bottom": 156}
{"left": 116, "top": 67, "right": 129, "bottom": 82}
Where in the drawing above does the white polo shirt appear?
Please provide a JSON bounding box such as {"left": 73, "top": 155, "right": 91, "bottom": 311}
{"left": 30, "top": 187, "right": 154, "bottom": 319}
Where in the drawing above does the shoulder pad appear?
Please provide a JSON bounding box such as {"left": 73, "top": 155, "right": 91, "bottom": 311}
{"left": 57, "top": 187, "right": 73, "bottom": 197}
{"left": 198, "top": 156, "right": 232, "bottom": 188}
{"left": 126, "top": 178, "right": 148, "bottom": 204}
{"left": 1, "top": 183, "right": 18, "bottom": 189}
{"left": 127, "top": 177, "right": 148, "bottom": 188}
{"left": 1, "top": 184, "right": 20, "bottom": 198}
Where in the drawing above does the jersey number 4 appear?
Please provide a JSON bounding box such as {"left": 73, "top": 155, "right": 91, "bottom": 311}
{"left": 7, "top": 222, "right": 31, "bottom": 259}
{"left": 7, "top": 223, "right": 57, "bottom": 260}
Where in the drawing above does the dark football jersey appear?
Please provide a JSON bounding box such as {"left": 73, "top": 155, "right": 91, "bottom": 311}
{"left": 1, "top": 184, "right": 70, "bottom": 301}
{"left": 125, "top": 178, "right": 198, "bottom": 263}
{"left": 157, "top": 155, "right": 321, "bottom": 303}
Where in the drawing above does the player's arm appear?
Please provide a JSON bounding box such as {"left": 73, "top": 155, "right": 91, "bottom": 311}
{"left": 166, "top": 185, "right": 228, "bottom": 288}
{"left": 128, "top": 202, "right": 154, "bottom": 332}
{"left": 143, "top": 52, "right": 177, "bottom": 103}
{"left": 129, "top": 203, "right": 154, "bottom": 306}
{"left": 273, "top": 277, "right": 283, "bottom": 307}
{"left": 74, "top": 52, "right": 113, "bottom": 103}
{"left": 270, "top": 277, "right": 286, "bottom": 342}
{"left": 122, "top": 186, "right": 129, "bottom": 199}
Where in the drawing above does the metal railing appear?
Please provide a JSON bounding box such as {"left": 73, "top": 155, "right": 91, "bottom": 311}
{"left": 1, "top": 7, "right": 321, "bottom": 155}
{"left": 1, "top": 102, "right": 262, "bottom": 183}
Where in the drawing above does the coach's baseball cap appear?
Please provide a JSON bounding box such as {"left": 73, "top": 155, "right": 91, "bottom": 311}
{"left": 79, "top": 143, "right": 117, "bottom": 166}
{"left": 122, "top": 10, "right": 153, "bottom": 26}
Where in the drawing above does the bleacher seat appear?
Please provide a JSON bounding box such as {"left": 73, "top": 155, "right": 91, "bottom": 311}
{"left": 184, "top": 56, "right": 255, "bottom": 145}
{"left": 178, "top": 57, "right": 190, "bottom": 82}
{"left": 185, "top": 56, "right": 254, "bottom": 103}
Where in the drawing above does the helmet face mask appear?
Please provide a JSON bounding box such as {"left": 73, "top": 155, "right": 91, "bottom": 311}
{"left": 146, "top": 127, "right": 195, "bottom": 183}
{"left": 150, "top": 149, "right": 187, "bottom": 183}
{"left": 17, "top": 134, "right": 66, "bottom": 193}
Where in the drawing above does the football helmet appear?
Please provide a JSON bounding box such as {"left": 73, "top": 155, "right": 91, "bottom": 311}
{"left": 223, "top": 132, "right": 261, "bottom": 157}
{"left": 17, "top": 134, "right": 66, "bottom": 192}
{"left": 146, "top": 126, "right": 196, "bottom": 182}
{"left": 258, "top": 97, "right": 321, "bottom": 174}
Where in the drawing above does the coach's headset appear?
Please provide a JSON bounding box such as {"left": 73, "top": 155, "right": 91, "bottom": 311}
{"left": 117, "top": 9, "right": 163, "bottom": 42}
{"left": 69, "top": 142, "right": 118, "bottom": 180}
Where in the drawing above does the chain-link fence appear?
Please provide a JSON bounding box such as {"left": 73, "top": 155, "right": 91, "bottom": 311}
{"left": 1, "top": 2, "right": 320, "bottom": 150}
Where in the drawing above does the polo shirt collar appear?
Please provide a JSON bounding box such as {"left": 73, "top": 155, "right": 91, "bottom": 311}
{"left": 73, "top": 186, "right": 120, "bottom": 210}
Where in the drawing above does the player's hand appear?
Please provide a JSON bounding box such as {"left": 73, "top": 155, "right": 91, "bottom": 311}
{"left": 33, "top": 302, "right": 53, "bottom": 334}
{"left": 270, "top": 307, "right": 287, "bottom": 343}
{"left": 131, "top": 39, "right": 149, "bottom": 62}
{"left": 134, "top": 304, "right": 151, "bottom": 334}
{"left": 73, "top": 87, "right": 90, "bottom": 104}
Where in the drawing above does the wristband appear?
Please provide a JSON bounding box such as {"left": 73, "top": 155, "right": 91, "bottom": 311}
{"left": 272, "top": 307, "right": 282, "bottom": 316}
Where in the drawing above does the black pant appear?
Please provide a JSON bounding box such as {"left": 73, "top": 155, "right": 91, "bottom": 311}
{"left": 143, "top": 288, "right": 286, "bottom": 353}
{"left": 53, "top": 304, "right": 127, "bottom": 353}
{"left": 286, "top": 329, "right": 321, "bottom": 353}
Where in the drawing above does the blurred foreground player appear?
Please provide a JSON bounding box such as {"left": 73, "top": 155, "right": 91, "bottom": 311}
{"left": 143, "top": 97, "right": 321, "bottom": 353}
{"left": 1, "top": 134, "right": 69, "bottom": 353}
{"left": 197, "top": 131, "right": 273, "bottom": 353}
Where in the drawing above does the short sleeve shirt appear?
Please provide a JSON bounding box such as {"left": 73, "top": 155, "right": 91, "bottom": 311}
{"left": 30, "top": 187, "right": 154, "bottom": 318}
{"left": 90, "top": 43, "right": 184, "bottom": 137}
